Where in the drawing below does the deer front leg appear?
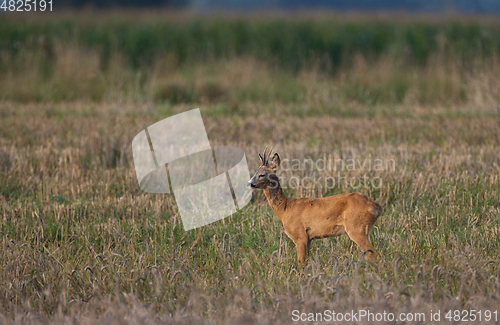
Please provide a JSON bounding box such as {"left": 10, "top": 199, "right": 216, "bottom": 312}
{"left": 306, "top": 240, "right": 312, "bottom": 259}
{"left": 295, "top": 240, "right": 308, "bottom": 263}
{"left": 286, "top": 227, "right": 310, "bottom": 264}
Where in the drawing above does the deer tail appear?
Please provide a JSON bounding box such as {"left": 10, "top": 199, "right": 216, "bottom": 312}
{"left": 371, "top": 202, "right": 383, "bottom": 218}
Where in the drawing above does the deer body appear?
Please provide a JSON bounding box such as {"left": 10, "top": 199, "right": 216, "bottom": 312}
{"left": 248, "top": 148, "right": 383, "bottom": 263}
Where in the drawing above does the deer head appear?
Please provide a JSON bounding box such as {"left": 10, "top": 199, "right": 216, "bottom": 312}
{"left": 246, "top": 147, "right": 281, "bottom": 190}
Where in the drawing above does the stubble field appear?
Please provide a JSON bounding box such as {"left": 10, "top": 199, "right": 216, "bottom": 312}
{"left": 0, "top": 12, "right": 500, "bottom": 324}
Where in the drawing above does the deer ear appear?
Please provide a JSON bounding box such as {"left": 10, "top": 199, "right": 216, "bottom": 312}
{"left": 269, "top": 153, "right": 281, "bottom": 169}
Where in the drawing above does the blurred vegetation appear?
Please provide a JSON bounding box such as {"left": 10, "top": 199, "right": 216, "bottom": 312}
{"left": 0, "top": 102, "right": 500, "bottom": 323}
{"left": 1, "top": 14, "right": 500, "bottom": 107}
{"left": 2, "top": 15, "right": 500, "bottom": 71}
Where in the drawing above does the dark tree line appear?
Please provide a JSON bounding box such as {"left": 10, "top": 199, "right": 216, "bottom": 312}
{"left": 60, "top": 0, "right": 189, "bottom": 8}
{"left": 57, "top": 0, "right": 500, "bottom": 13}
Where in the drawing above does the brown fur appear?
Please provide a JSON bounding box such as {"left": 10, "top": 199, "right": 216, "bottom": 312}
{"left": 247, "top": 148, "right": 383, "bottom": 264}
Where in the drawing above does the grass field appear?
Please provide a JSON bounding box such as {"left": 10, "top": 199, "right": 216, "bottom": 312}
{"left": 0, "top": 12, "right": 500, "bottom": 324}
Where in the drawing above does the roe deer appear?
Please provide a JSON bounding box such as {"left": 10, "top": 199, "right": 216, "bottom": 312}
{"left": 246, "top": 148, "right": 383, "bottom": 264}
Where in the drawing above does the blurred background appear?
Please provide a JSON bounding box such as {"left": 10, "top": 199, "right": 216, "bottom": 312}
{"left": 55, "top": 0, "right": 500, "bottom": 13}
{"left": 1, "top": 0, "right": 500, "bottom": 108}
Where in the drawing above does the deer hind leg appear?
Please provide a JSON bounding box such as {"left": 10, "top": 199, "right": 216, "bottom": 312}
{"left": 345, "top": 223, "right": 379, "bottom": 262}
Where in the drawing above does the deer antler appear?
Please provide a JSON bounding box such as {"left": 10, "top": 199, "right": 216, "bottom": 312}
{"left": 262, "top": 146, "right": 268, "bottom": 165}
{"left": 268, "top": 146, "right": 274, "bottom": 164}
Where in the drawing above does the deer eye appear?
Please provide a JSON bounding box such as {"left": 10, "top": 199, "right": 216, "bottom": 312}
{"left": 258, "top": 174, "right": 265, "bottom": 179}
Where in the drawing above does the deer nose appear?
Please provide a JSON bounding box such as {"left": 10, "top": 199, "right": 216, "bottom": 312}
{"left": 246, "top": 180, "right": 254, "bottom": 189}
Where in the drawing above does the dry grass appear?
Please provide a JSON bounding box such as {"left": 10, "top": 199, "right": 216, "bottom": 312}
{"left": 0, "top": 99, "right": 499, "bottom": 323}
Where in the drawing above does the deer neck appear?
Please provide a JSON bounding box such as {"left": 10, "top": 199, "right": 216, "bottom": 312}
{"left": 263, "top": 178, "right": 289, "bottom": 219}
